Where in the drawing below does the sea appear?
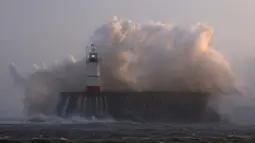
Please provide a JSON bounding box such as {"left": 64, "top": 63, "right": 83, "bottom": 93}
{"left": 0, "top": 116, "right": 255, "bottom": 143}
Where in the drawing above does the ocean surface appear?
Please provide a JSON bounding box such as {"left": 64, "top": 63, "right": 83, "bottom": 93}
{"left": 0, "top": 117, "right": 255, "bottom": 143}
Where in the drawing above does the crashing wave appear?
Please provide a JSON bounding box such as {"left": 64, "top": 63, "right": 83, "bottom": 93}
{"left": 9, "top": 17, "right": 239, "bottom": 116}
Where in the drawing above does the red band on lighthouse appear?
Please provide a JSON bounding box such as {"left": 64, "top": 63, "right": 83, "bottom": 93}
{"left": 86, "top": 86, "right": 100, "bottom": 92}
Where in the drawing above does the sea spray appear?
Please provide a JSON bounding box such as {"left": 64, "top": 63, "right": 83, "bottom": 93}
{"left": 9, "top": 17, "right": 239, "bottom": 121}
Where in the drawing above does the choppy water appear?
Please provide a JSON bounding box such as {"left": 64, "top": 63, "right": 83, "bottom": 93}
{"left": 1, "top": 121, "right": 255, "bottom": 142}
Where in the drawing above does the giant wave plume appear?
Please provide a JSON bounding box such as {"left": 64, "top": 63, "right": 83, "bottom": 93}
{"left": 9, "top": 17, "right": 240, "bottom": 117}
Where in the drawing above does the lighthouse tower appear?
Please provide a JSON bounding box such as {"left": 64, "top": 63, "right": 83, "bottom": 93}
{"left": 86, "top": 44, "right": 101, "bottom": 92}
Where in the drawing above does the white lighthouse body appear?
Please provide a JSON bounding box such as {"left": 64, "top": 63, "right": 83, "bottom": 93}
{"left": 86, "top": 44, "right": 101, "bottom": 92}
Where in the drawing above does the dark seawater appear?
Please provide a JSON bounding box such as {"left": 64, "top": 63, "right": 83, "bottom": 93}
{"left": 1, "top": 122, "right": 255, "bottom": 143}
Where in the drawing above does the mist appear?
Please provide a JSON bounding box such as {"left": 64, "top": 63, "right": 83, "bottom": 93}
{"left": 1, "top": 0, "right": 255, "bottom": 124}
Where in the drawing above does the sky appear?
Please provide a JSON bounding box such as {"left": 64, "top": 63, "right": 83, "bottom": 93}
{"left": 0, "top": 0, "right": 255, "bottom": 113}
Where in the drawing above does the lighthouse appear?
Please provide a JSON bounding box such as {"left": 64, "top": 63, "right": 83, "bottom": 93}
{"left": 86, "top": 44, "right": 101, "bottom": 92}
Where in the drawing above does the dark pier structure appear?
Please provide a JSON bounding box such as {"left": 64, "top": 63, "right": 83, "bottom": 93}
{"left": 56, "top": 92, "right": 220, "bottom": 123}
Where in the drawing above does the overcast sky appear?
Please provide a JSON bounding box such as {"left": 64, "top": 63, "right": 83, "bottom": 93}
{"left": 0, "top": 0, "right": 255, "bottom": 113}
